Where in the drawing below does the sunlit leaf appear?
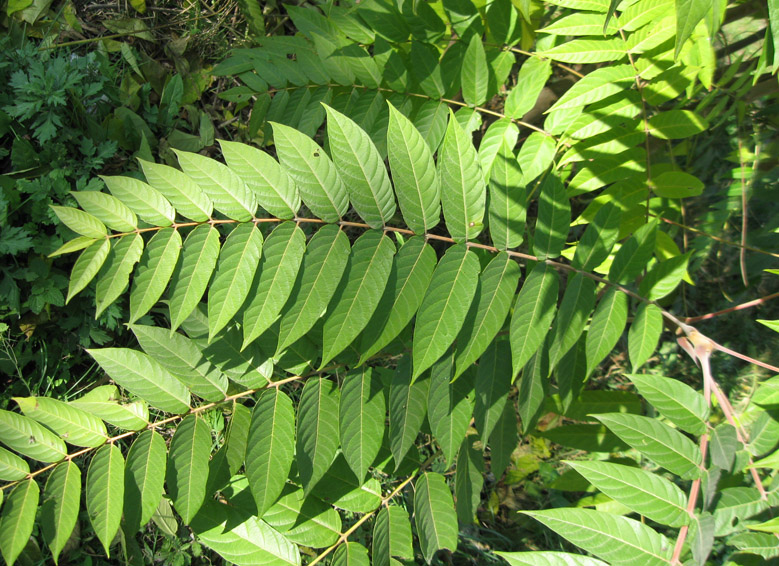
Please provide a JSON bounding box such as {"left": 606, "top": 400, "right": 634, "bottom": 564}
{"left": 86, "top": 444, "right": 124, "bottom": 557}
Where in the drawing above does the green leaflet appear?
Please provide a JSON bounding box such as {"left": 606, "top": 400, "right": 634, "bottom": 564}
{"left": 389, "top": 356, "right": 430, "bottom": 469}
{"left": 167, "top": 415, "right": 211, "bottom": 524}
{"left": 276, "top": 224, "right": 350, "bottom": 355}
{"left": 66, "top": 238, "right": 111, "bottom": 303}
{"left": 488, "top": 139, "right": 526, "bottom": 250}
{"left": 414, "top": 472, "right": 458, "bottom": 564}
{"left": 490, "top": 399, "right": 519, "bottom": 479}
{"left": 339, "top": 367, "right": 386, "bottom": 481}
{"left": 86, "top": 444, "right": 124, "bottom": 557}
{"left": 518, "top": 340, "right": 549, "bottom": 433}
{"left": 523, "top": 509, "right": 672, "bottom": 566}
{"left": 412, "top": 244, "right": 480, "bottom": 380}
{"left": 547, "top": 273, "right": 597, "bottom": 373}
{"left": 241, "top": 222, "right": 306, "bottom": 350}
{"left": 70, "top": 190, "right": 137, "bottom": 232}
{"left": 200, "top": 327, "right": 271, "bottom": 389}
{"left": 174, "top": 149, "right": 257, "bottom": 221}
{"left": 567, "top": 461, "right": 689, "bottom": 527}
{"left": 651, "top": 171, "right": 704, "bottom": 198}
{"left": 675, "top": 0, "right": 710, "bottom": 57}
{"left": 296, "top": 377, "right": 340, "bottom": 494}
{"left": 386, "top": 101, "right": 441, "bottom": 234}
{"left": 207, "top": 222, "right": 264, "bottom": 340}
{"left": 438, "top": 109, "right": 486, "bottom": 242}
{"left": 639, "top": 253, "right": 690, "bottom": 300}
{"left": 94, "top": 233, "right": 144, "bottom": 317}
{"left": 50, "top": 205, "right": 108, "bottom": 239}
{"left": 101, "top": 175, "right": 176, "bottom": 226}
{"left": 539, "top": 37, "right": 628, "bottom": 64}
{"left": 648, "top": 110, "right": 708, "bottom": 139}
{"left": 0, "top": 479, "right": 39, "bottom": 566}
{"left": 608, "top": 220, "right": 657, "bottom": 284}
{"left": 359, "top": 236, "right": 436, "bottom": 365}
{"left": 410, "top": 40, "right": 445, "bottom": 98}
{"left": 504, "top": 57, "right": 552, "bottom": 120}
{"left": 245, "top": 388, "right": 295, "bottom": 517}
{"left": 50, "top": 235, "right": 98, "bottom": 258}
{"left": 510, "top": 263, "right": 559, "bottom": 376}
{"left": 219, "top": 139, "right": 300, "bottom": 219}
{"left": 138, "top": 159, "right": 213, "bottom": 222}
{"left": 533, "top": 173, "right": 570, "bottom": 259}
{"left": 324, "top": 104, "right": 396, "bottom": 228}
{"left": 168, "top": 224, "right": 221, "bottom": 333}
{"left": 129, "top": 227, "right": 182, "bottom": 323}
{"left": 225, "top": 403, "right": 252, "bottom": 477}
{"left": 549, "top": 65, "right": 635, "bottom": 113}
{"left": 272, "top": 121, "right": 349, "bottom": 222}
{"left": 124, "top": 430, "right": 167, "bottom": 534}
{"left": 373, "top": 506, "right": 414, "bottom": 566}
{"left": 413, "top": 100, "right": 449, "bottom": 153}
{"left": 41, "top": 461, "right": 80, "bottom": 564}
{"left": 585, "top": 288, "right": 628, "bottom": 377}
{"left": 332, "top": 542, "right": 370, "bottom": 566}
{"left": 517, "top": 132, "right": 556, "bottom": 183}
{"left": 131, "top": 324, "right": 228, "bottom": 402}
{"left": 427, "top": 352, "right": 473, "bottom": 467}
{"left": 571, "top": 201, "right": 622, "bottom": 271}
{"left": 14, "top": 396, "right": 108, "bottom": 448}
{"left": 69, "top": 385, "right": 149, "bottom": 431}
{"left": 0, "top": 446, "right": 28, "bottom": 481}
{"left": 627, "top": 373, "right": 708, "bottom": 435}
{"left": 0, "top": 409, "right": 67, "bottom": 463}
{"left": 461, "top": 33, "right": 488, "bottom": 106}
{"left": 595, "top": 413, "right": 703, "bottom": 479}
{"left": 496, "top": 551, "right": 609, "bottom": 566}
{"left": 474, "top": 339, "right": 512, "bottom": 445}
{"left": 540, "top": 11, "right": 620, "bottom": 35}
{"left": 320, "top": 230, "right": 395, "bottom": 367}
{"left": 454, "top": 252, "right": 520, "bottom": 380}
{"left": 310, "top": 453, "right": 382, "bottom": 513}
{"left": 263, "top": 483, "right": 341, "bottom": 548}
{"left": 454, "top": 437, "right": 483, "bottom": 524}
{"left": 479, "top": 119, "right": 519, "bottom": 183}
{"left": 87, "top": 348, "right": 191, "bottom": 414}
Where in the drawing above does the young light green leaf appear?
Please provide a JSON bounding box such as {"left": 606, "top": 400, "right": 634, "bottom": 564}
{"left": 595, "top": 413, "right": 703, "bottom": 479}
{"left": 245, "top": 388, "right": 295, "bottom": 517}
{"left": 86, "top": 444, "right": 124, "bottom": 557}
{"left": 320, "top": 230, "right": 395, "bottom": 367}
{"left": 572, "top": 202, "right": 621, "bottom": 271}
{"left": 174, "top": 149, "right": 257, "bottom": 221}
{"left": 0, "top": 479, "right": 39, "bottom": 566}
{"left": 438, "top": 109, "right": 486, "bottom": 242}
{"left": 386, "top": 101, "right": 441, "bottom": 234}
{"left": 522, "top": 508, "right": 672, "bottom": 566}
{"left": 548, "top": 273, "right": 597, "bottom": 371}
{"left": 539, "top": 37, "right": 628, "bottom": 64}
{"left": 359, "top": 236, "right": 436, "bottom": 365}
{"left": 332, "top": 542, "right": 370, "bottom": 566}
{"left": 0, "top": 409, "right": 67, "bottom": 463}
{"left": 427, "top": 352, "right": 473, "bottom": 467}
{"left": 0, "top": 446, "right": 29, "bottom": 481}
{"left": 412, "top": 244, "right": 481, "bottom": 380}
{"left": 296, "top": 377, "right": 341, "bottom": 494}
{"left": 124, "top": 430, "right": 167, "bottom": 534}
{"left": 71, "top": 190, "right": 137, "bottom": 232}
{"left": 461, "top": 33, "right": 489, "bottom": 106}
{"left": 488, "top": 140, "right": 526, "bottom": 250}
{"left": 131, "top": 324, "right": 228, "bottom": 402}
{"left": 648, "top": 110, "right": 708, "bottom": 139}
{"left": 540, "top": 11, "right": 621, "bottom": 35}
{"left": 505, "top": 57, "right": 552, "bottom": 119}
{"left": 474, "top": 339, "right": 513, "bottom": 445}
{"left": 585, "top": 288, "right": 628, "bottom": 377}
{"left": 415, "top": 472, "right": 458, "bottom": 563}
{"left": 567, "top": 461, "right": 689, "bottom": 527}
{"left": 167, "top": 415, "right": 211, "bottom": 524}
{"left": 14, "top": 396, "right": 108, "bottom": 447}
{"left": 241, "top": 222, "right": 306, "bottom": 350}
{"left": 548, "top": 65, "right": 635, "bottom": 113}
{"left": 455, "top": 437, "right": 484, "bottom": 524}
{"left": 87, "top": 348, "right": 190, "bottom": 414}
{"left": 517, "top": 132, "right": 556, "bottom": 183}
{"left": 373, "top": 505, "right": 414, "bottom": 566}
{"left": 50, "top": 235, "right": 98, "bottom": 258}
{"left": 50, "top": 205, "right": 108, "bottom": 239}
{"left": 168, "top": 224, "right": 221, "bottom": 333}
{"left": 324, "top": 104, "right": 396, "bottom": 228}
{"left": 219, "top": 139, "right": 300, "bottom": 219}
{"left": 41, "top": 461, "right": 80, "bottom": 564}
{"left": 101, "top": 175, "right": 175, "bottom": 226}
{"left": 94, "top": 233, "right": 144, "bottom": 317}
{"left": 496, "top": 551, "right": 609, "bottom": 566}
{"left": 510, "top": 263, "right": 559, "bottom": 376}
{"left": 276, "top": 224, "right": 350, "bottom": 354}
{"left": 138, "top": 159, "right": 213, "bottom": 221}
{"left": 208, "top": 222, "right": 264, "bottom": 340}
{"left": 454, "top": 253, "right": 519, "bottom": 379}
{"left": 69, "top": 385, "right": 149, "bottom": 431}
{"left": 272, "top": 121, "right": 349, "bottom": 222}
{"left": 389, "top": 356, "right": 430, "bottom": 468}
{"left": 533, "top": 173, "right": 570, "bottom": 259}
{"left": 627, "top": 373, "right": 708, "bottom": 435}
{"left": 129, "top": 227, "right": 182, "bottom": 323}
{"left": 675, "top": 0, "right": 710, "bottom": 58}
{"left": 339, "top": 367, "right": 386, "bottom": 481}
{"left": 608, "top": 220, "right": 657, "bottom": 284}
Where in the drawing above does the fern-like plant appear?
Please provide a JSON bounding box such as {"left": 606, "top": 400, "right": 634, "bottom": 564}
{"left": 1, "top": 0, "right": 778, "bottom": 565}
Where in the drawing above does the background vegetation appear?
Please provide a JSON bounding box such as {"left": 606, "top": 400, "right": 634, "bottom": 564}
{"left": 0, "top": 0, "right": 778, "bottom": 565}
